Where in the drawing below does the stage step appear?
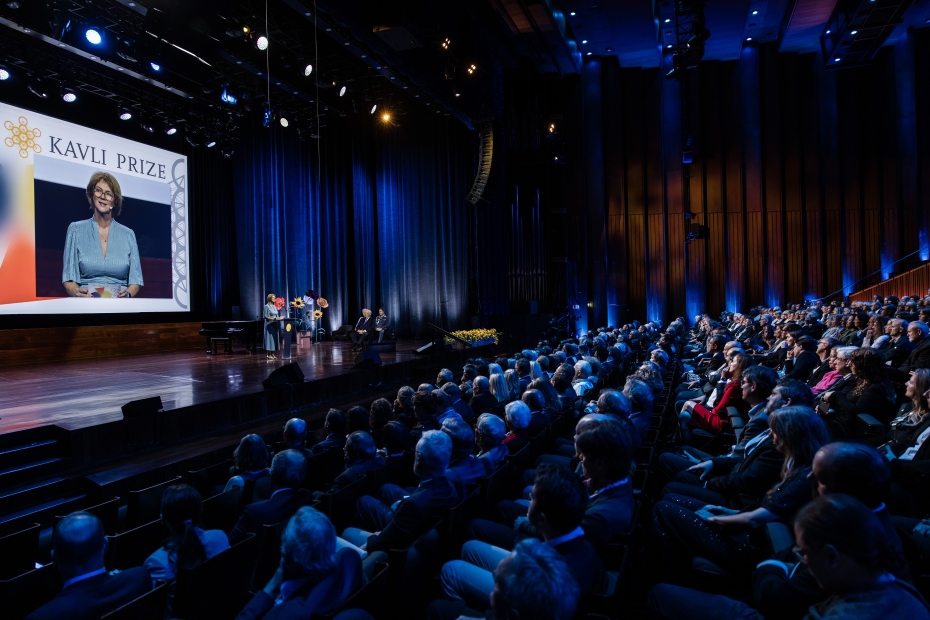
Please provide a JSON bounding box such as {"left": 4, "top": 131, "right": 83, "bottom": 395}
{"left": 0, "top": 425, "right": 62, "bottom": 452}
{"left": 0, "top": 457, "right": 70, "bottom": 490}
{"left": 0, "top": 493, "right": 87, "bottom": 537}
{"left": 0, "top": 476, "right": 74, "bottom": 515}
{"left": 0, "top": 439, "right": 60, "bottom": 471}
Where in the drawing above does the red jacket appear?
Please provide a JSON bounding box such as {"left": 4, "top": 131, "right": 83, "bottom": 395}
{"left": 693, "top": 380, "right": 750, "bottom": 421}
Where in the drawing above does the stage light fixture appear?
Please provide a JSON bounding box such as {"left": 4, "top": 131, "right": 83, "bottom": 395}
{"left": 206, "top": 139, "right": 217, "bottom": 148}
{"left": 27, "top": 78, "right": 48, "bottom": 99}
{"left": 570, "top": 11, "right": 576, "bottom": 16}
{"left": 255, "top": 35, "right": 269, "bottom": 51}
{"left": 220, "top": 85, "right": 237, "bottom": 105}
{"left": 140, "top": 120, "right": 154, "bottom": 133}
{"left": 850, "top": 30, "right": 858, "bottom": 35}
{"left": 582, "top": 39, "right": 587, "bottom": 44}
{"left": 339, "top": 86, "right": 346, "bottom": 96}
{"left": 165, "top": 122, "right": 177, "bottom": 135}
{"left": 441, "top": 37, "right": 451, "bottom": 50}
{"left": 752, "top": 10, "right": 759, "bottom": 15}
{"left": 835, "top": 57, "right": 841, "bottom": 62}
{"left": 746, "top": 37, "right": 752, "bottom": 41}
{"left": 150, "top": 62, "right": 160, "bottom": 71}
{"left": 118, "top": 106, "right": 132, "bottom": 120}
{"left": 467, "top": 64, "right": 477, "bottom": 74}
{"left": 586, "top": 52, "right": 592, "bottom": 56}
{"left": 382, "top": 112, "right": 391, "bottom": 122}
{"left": 186, "top": 134, "right": 199, "bottom": 147}
{"left": 221, "top": 146, "right": 234, "bottom": 159}
{"left": 60, "top": 86, "right": 77, "bottom": 102}
{"left": 262, "top": 102, "right": 273, "bottom": 127}
{"left": 0, "top": 65, "right": 9, "bottom": 81}
{"left": 279, "top": 116, "right": 289, "bottom": 127}
{"left": 667, "top": 44, "right": 673, "bottom": 49}
{"left": 826, "top": 30, "right": 831, "bottom": 34}
{"left": 304, "top": 64, "right": 313, "bottom": 76}
{"left": 85, "top": 28, "right": 102, "bottom": 45}
{"left": 370, "top": 104, "right": 378, "bottom": 114}
{"left": 664, "top": 18, "right": 671, "bottom": 23}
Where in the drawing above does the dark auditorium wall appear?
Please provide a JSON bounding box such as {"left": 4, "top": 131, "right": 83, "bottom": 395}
{"left": 232, "top": 113, "right": 474, "bottom": 337}
{"left": 566, "top": 27, "right": 930, "bottom": 328}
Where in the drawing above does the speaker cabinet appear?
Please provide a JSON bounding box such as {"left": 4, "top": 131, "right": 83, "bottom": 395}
{"left": 353, "top": 351, "right": 382, "bottom": 369}
{"left": 262, "top": 362, "right": 305, "bottom": 389}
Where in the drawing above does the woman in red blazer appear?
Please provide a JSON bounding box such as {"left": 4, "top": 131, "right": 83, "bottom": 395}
{"left": 680, "top": 353, "right": 752, "bottom": 443}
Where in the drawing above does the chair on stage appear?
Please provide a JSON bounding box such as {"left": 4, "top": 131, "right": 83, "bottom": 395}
{"left": 332, "top": 325, "right": 355, "bottom": 342}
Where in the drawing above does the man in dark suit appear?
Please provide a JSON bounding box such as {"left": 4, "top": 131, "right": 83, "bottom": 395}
{"left": 229, "top": 449, "right": 311, "bottom": 545}
{"left": 515, "top": 358, "right": 532, "bottom": 394}
{"left": 328, "top": 431, "right": 385, "bottom": 493}
{"left": 522, "top": 389, "right": 551, "bottom": 435}
{"left": 469, "top": 376, "right": 498, "bottom": 418}
{"left": 895, "top": 321, "right": 930, "bottom": 377}
{"left": 342, "top": 429, "right": 459, "bottom": 555}
{"left": 350, "top": 308, "right": 375, "bottom": 351}
{"left": 237, "top": 507, "right": 362, "bottom": 620}
{"left": 784, "top": 335, "right": 820, "bottom": 381}
{"left": 442, "top": 382, "right": 475, "bottom": 424}
{"left": 26, "top": 513, "right": 151, "bottom": 620}
{"left": 438, "top": 463, "right": 607, "bottom": 610}
{"left": 468, "top": 416, "right": 635, "bottom": 550}
{"left": 309, "top": 409, "right": 348, "bottom": 456}
{"left": 442, "top": 419, "right": 487, "bottom": 495}
{"left": 282, "top": 417, "right": 313, "bottom": 461}
{"left": 882, "top": 319, "right": 915, "bottom": 367}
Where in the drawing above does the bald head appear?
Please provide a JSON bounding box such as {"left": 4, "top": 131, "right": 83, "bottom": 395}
{"left": 345, "top": 431, "right": 377, "bottom": 464}
{"left": 283, "top": 417, "right": 308, "bottom": 448}
{"left": 811, "top": 442, "right": 891, "bottom": 509}
{"left": 53, "top": 512, "right": 106, "bottom": 579}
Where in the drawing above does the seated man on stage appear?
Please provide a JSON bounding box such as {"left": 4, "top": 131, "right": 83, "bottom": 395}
{"left": 351, "top": 308, "right": 375, "bottom": 351}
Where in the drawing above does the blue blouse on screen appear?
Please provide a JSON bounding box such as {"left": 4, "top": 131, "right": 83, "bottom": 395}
{"left": 62, "top": 217, "right": 144, "bottom": 288}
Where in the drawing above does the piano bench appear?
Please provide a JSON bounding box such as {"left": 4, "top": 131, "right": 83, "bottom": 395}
{"left": 210, "top": 337, "right": 232, "bottom": 355}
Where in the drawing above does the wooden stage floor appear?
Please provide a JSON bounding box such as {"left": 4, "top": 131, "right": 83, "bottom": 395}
{"left": 0, "top": 341, "right": 425, "bottom": 435}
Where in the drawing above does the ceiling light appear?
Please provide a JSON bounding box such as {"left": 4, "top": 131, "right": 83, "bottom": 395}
{"left": 370, "top": 104, "right": 377, "bottom": 114}
{"left": 118, "top": 106, "right": 132, "bottom": 120}
{"left": 165, "top": 122, "right": 177, "bottom": 135}
{"left": 85, "top": 28, "right": 102, "bottom": 45}
{"left": 255, "top": 35, "right": 269, "bottom": 51}
{"left": 570, "top": 11, "right": 576, "bottom": 16}
{"left": 206, "top": 140, "right": 217, "bottom": 148}
{"left": 304, "top": 64, "right": 313, "bottom": 76}
{"left": 752, "top": 10, "right": 759, "bottom": 15}
{"left": 0, "top": 65, "right": 9, "bottom": 81}
{"left": 339, "top": 86, "right": 346, "bottom": 96}
{"left": 746, "top": 37, "right": 752, "bottom": 41}
{"left": 582, "top": 40, "right": 588, "bottom": 44}
{"left": 664, "top": 18, "right": 671, "bottom": 23}
{"left": 27, "top": 79, "right": 47, "bottom": 99}
{"left": 850, "top": 30, "right": 858, "bottom": 35}
{"left": 441, "top": 38, "right": 451, "bottom": 50}
{"left": 60, "top": 86, "right": 77, "bottom": 102}
{"left": 467, "top": 64, "right": 477, "bottom": 74}
{"left": 280, "top": 117, "right": 289, "bottom": 127}
{"left": 382, "top": 112, "right": 391, "bottom": 122}
{"left": 150, "top": 62, "right": 160, "bottom": 71}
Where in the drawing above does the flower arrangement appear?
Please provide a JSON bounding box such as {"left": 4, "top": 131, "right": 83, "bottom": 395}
{"left": 274, "top": 297, "right": 286, "bottom": 310}
{"left": 305, "top": 289, "right": 320, "bottom": 301}
{"left": 313, "top": 310, "right": 323, "bottom": 319}
{"left": 317, "top": 298, "right": 329, "bottom": 309}
{"left": 290, "top": 297, "right": 305, "bottom": 310}
{"left": 444, "top": 328, "right": 499, "bottom": 345}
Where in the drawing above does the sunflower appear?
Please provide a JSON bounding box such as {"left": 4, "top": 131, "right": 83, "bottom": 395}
{"left": 317, "top": 298, "right": 329, "bottom": 308}
{"left": 312, "top": 310, "right": 323, "bottom": 319}
{"left": 291, "top": 297, "right": 305, "bottom": 309}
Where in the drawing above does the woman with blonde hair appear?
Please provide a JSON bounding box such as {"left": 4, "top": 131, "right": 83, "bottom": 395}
{"left": 489, "top": 372, "right": 511, "bottom": 403}
{"left": 504, "top": 369, "right": 521, "bottom": 399}
{"left": 263, "top": 293, "right": 281, "bottom": 359}
{"left": 885, "top": 369, "right": 930, "bottom": 457}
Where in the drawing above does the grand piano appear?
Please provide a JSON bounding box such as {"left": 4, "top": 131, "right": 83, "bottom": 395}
{"left": 199, "top": 320, "right": 262, "bottom": 354}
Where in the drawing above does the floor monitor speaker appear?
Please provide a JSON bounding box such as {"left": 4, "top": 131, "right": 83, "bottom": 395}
{"left": 262, "top": 362, "right": 305, "bottom": 389}
{"left": 353, "top": 351, "right": 382, "bottom": 369}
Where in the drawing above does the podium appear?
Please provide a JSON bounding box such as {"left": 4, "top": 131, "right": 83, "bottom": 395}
{"left": 282, "top": 320, "right": 295, "bottom": 360}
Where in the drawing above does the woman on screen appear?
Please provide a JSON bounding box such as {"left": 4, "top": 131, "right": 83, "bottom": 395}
{"left": 264, "top": 294, "right": 281, "bottom": 360}
{"left": 62, "top": 171, "right": 143, "bottom": 298}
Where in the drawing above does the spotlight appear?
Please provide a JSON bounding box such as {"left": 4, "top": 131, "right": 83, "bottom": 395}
{"left": 441, "top": 37, "right": 451, "bottom": 50}
{"left": 746, "top": 37, "right": 752, "bottom": 41}
{"left": 279, "top": 116, "right": 288, "bottom": 127}
{"left": 339, "top": 86, "right": 346, "bottom": 96}
{"left": 752, "top": 10, "right": 758, "bottom": 15}
{"left": 304, "top": 64, "right": 313, "bottom": 76}
{"left": 835, "top": 57, "right": 841, "bottom": 62}
{"left": 826, "top": 30, "right": 831, "bottom": 34}
{"left": 370, "top": 104, "right": 377, "bottom": 114}
{"left": 206, "top": 139, "right": 217, "bottom": 148}
{"left": 382, "top": 112, "right": 391, "bottom": 122}
{"left": 60, "top": 86, "right": 77, "bottom": 102}
{"left": 221, "top": 146, "right": 234, "bottom": 159}
{"left": 664, "top": 18, "right": 671, "bottom": 23}
{"left": 570, "top": 11, "right": 576, "bottom": 16}
{"left": 667, "top": 44, "right": 673, "bottom": 49}
{"left": 850, "top": 30, "right": 858, "bottom": 35}
{"left": 454, "top": 91, "right": 461, "bottom": 97}
{"left": 150, "top": 62, "right": 160, "bottom": 71}
{"left": 243, "top": 25, "right": 251, "bottom": 34}
{"left": 0, "top": 65, "right": 9, "bottom": 81}
{"left": 85, "top": 28, "right": 102, "bottom": 45}
{"left": 586, "top": 52, "right": 592, "bottom": 56}
{"left": 582, "top": 39, "right": 588, "bottom": 44}
{"left": 549, "top": 123, "right": 556, "bottom": 133}
{"left": 27, "top": 78, "right": 48, "bottom": 99}
{"left": 165, "top": 122, "right": 177, "bottom": 135}
{"left": 220, "top": 85, "right": 237, "bottom": 105}
{"left": 186, "top": 134, "right": 199, "bottom": 147}
{"left": 467, "top": 64, "right": 477, "bottom": 74}
{"left": 255, "top": 35, "right": 269, "bottom": 51}
{"left": 118, "top": 106, "right": 132, "bottom": 120}
{"left": 262, "top": 102, "right": 273, "bottom": 127}
{"left": 139, "top": 120, "right": 154, "bottom": 133}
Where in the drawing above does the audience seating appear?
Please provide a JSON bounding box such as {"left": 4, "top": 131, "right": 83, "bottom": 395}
{"left": 319, "top": 476, "right": 367, "bottom": 533}
{"left": 366, "top": 452, "right": 413, "bottom": 493}
{"left": 0, "top": 562, "right": 61, "bottom": 620}
{"left": 0, "top": 522, "right": 39, "bottom": 580}
{"left": 187, "top": 460, "right": 233, "bottom": 498}
{"left": 105, "top": 519, "right": 166, "bottom": 571}
{"left": 302, "top": 448, "right": 344, "bottom": 492}
{"left": 54, "top": 496, "right": 120, "bottom": 536}
{"left": 100, "top": 581, "right": 170, "bottom": 620}
{"left": 201, "top": 486, "right": 240, "bottom": 533}
{"left": 313, "top": 561, "right": 389, "bottom": 620}
{"left": 476, "top": 460, "right": 510, "bottom": 519}
{"left": 125, "top": 476, "right": 183, "bottom": 530}
{"left": 173, "top": 533, "right": 258, "bottom": 620}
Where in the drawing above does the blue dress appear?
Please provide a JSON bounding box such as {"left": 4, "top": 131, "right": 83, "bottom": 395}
{"left": 264, "top": 303, "right": 280, "bottom": 351}
{"left": 62, "top": 217, "right": 144, "bottom": 289}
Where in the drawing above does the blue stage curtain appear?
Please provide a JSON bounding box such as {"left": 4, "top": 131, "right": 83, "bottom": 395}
{"left": 232, "top": 114, "right": 474, "bottom": 337}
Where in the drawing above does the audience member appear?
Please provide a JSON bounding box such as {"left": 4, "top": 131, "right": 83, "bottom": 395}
{"left": 476, "top": 413, "right": 509, "bottom": 475}
{"left": 310, "top": 409, "right": 348, "bottom": 456}
{"left": 329, "top": 431, "right": 386, "bottom": 492}
{"left": 470, "top": 376, "right": 499, "bottom": 418}
{"left": 229, "top": 449, "right": 310, "bottom": 545}
{"left": 502, "top": 401, "right": 531, "bottom": 453}
{"left": 443, "top": 418, "right": 486, "bottom": 491}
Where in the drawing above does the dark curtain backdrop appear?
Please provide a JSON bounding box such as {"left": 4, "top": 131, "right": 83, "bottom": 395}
{"left": 231, "top": 113, "right": 474, "bottom": 337}
{"left": 566, "top": 27, "right": 930, "bottom": 327}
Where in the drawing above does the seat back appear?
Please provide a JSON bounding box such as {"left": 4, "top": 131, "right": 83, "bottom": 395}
{"left": 100, "top": 581, "right": 169, "bottom": 620}
{"left": 527, "top": 427, "right": 549, "bottom": 462}
{"left": 174, "top": 533, "right": 258, "bottom": 620}
{"left": 387, "top": 521, "right": 443, "bottom": 611}
{"left": 313, "top": 562, "right": 389, "bottom": 619}
{"left": 320, "top": 476, "right": 368, "bottom": 533}
{"left": 302, "top": 448, "right": 343, "bottom": 492}
{"left": 476, "top": 460, "right": 510, "bottom": 519}
{"left": 366, "top": 452, "right": 412, "bottom": 494}
{"left": 0, "top": 523, "right": 40, "bottom": 580}
{"left": 201, "top": 487, "right": 240, "bottom": 533}
{"left": 0, "top": 562, "right": 62, "bottom": 620}
{"left": 504, "top": 443, "right": 531, "bottom": 494}
{"left": 54, "top": 497, "right": 121, "bottom": 536}
{"left": 443, "top": 487, "right": 480, "bottom": 560}
{"left": 126, "top": 476, "right": 183, "bottom": 530}
{"left": 106, "top": 519, "right": 167, "bottom": 571}
{"left": 187, "top": 460, "right": 233, "bottom": 498}
{"left": 250, "top": 523, "right": 283, "bottom": 592}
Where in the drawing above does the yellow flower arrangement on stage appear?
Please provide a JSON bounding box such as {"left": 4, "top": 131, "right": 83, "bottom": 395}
{"left": 312, "top": 310, "right": 323, "bottom": 319}
{"left": 445, "top": 328, "right": 499, "bottom": 345}
{"left": 290, "top": 297, "right": 305, "bottom": 310}
{"left": 317, "top": 298, "right": 329, "bottom": 309}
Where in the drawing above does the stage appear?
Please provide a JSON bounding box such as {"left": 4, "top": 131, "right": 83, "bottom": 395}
{"left": 0, "top": 340, "right": 431, "bottom": 436}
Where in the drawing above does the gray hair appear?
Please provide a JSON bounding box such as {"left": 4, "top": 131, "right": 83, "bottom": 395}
{"left": 573, "top": 360, "right": 592, "bottom": 379}
{"left": 441, "top": 418, "right": 475, "bottom": 453}
{"left": 282, "top": 507, "right": 336, "bottom": 578}
{"left": 530, "top": 360, "right": 544, "bottom": 381}
{"left": 494, "top": 538, "right": 579, "bottom": 620}
{"left": 362, "top": 308, "right": 372, "bottom": 316}
{"left": 835, "top": 346, "right": 859, "bottom": 361}
{"left": 271, "top": 449, "right": 308, "bottom": 489}
{"left": 504, "top": 400, "right": 531, "bottom": 430}
{"left": 437, "top": 368, "right": 454, "bottom": 384}
{"left": 490, "top": 373, "right": 511, "bottom": 402}
{"left": 488, "top": 363, "right": 504, "bottom": 376}
{"left": 650, "top": 349, "right": 669, "bottom": 366}
{"left": 911, "top": 321, "right": 929, "bottom": 337}
{"left": 440, "top": 382, "right": 462, "bottom": 400}
{"left": 477, "top": 413, "right": 507, "bottom": 443}
{"left": 416, "top": 430, "right": 452, "bottom": 474}
{"left": 596, "top": 389, "right": 632, "bottom": 418}
{"left": 622, "top": 378, "right": 653, "bottom": 413}
{"left": 397, "top": 386, "right": 415, "bottom": 407}
{"left": 432, "top": 388, "right": 451, "bottom": 409}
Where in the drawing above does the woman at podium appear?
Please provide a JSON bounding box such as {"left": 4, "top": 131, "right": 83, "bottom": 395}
{"left": 263, "top": 294, "right": 281, "bottom": 359}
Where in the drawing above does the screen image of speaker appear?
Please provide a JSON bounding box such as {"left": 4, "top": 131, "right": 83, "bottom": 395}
{"left": 353, "top": 351, "right": 382, "bottom": 369}
{"left": 262, "top": 362, "right": 305, "bottom": 389}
